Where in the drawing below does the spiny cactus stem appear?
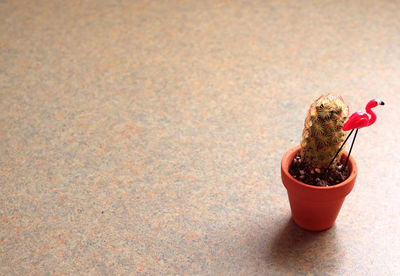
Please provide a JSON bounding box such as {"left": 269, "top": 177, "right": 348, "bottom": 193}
{"left": 344, "top": 128, "right": 358, "bottom": 169}
{"left": 325, "top": 129, "right": 354, "bottom": 171}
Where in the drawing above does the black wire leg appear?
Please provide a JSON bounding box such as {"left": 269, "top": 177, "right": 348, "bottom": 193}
{"left": 344, "top": 128, "right": 358, "bottom": 169}
{"left": 326, "top": 129, "right": 354, "bottom": 171}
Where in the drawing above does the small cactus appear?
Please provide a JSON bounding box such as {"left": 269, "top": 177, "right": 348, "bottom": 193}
{"left": 300, "top": 94, "right": 349, "bottom": 169}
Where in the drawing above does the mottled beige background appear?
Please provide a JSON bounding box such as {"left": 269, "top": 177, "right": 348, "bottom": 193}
{"left": 1, "top": 0, "right": 399, "bottom": 275}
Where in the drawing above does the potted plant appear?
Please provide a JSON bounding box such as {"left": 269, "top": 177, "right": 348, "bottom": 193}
{"left": 281, "top": 95, "right": 384, "bottom": 231}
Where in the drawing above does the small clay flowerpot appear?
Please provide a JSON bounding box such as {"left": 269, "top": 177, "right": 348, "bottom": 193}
{"left": 281, "top": 145, "right": 357, "bottom": 231}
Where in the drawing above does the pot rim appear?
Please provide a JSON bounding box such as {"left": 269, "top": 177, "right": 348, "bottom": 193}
{"left": 282, "top": 145, "right": 358, "bottom": 191}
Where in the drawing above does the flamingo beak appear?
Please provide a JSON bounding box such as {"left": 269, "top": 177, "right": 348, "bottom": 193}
{"left": 379, "top": 101, "right": 385, "bottom": 105}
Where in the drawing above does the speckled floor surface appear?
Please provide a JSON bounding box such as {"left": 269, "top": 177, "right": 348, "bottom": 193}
{"left": 1, "top": 0, "right": 400, "bottom": 275}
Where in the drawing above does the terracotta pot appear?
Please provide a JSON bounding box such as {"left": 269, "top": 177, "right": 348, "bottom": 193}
{"left": 281, "top": 145, "right": 357, "bottom": 231}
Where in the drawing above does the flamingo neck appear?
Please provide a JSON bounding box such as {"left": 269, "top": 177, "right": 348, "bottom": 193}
{"left": 366, "top": 103, "right": 377, "bottom": 126}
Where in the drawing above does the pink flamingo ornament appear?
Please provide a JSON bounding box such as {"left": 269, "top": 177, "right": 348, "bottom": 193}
{"left": 342, "top": 99, "right": 385, "bottom": 131}
{"left": 327, "top": 99, "right": 384, "bottom": 171}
